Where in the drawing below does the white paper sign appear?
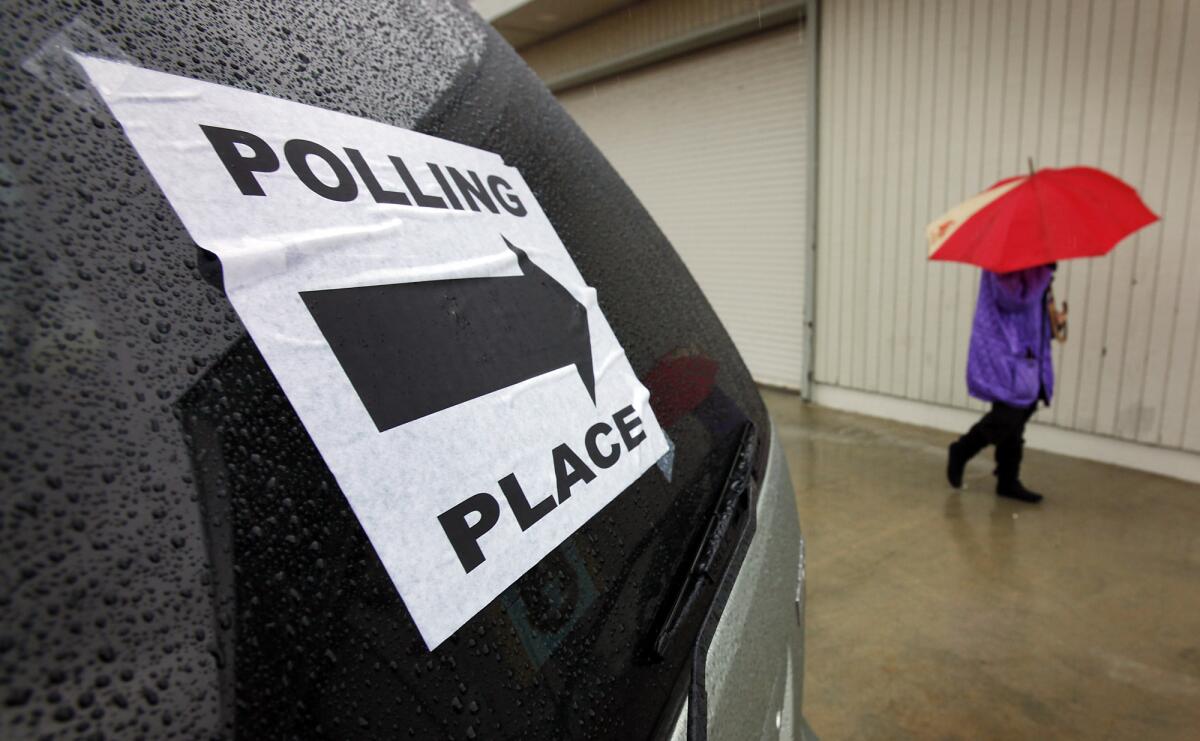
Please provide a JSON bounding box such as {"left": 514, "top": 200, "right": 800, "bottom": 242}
{"left": 78, "top": 56, "right": 668, "bottom": 649}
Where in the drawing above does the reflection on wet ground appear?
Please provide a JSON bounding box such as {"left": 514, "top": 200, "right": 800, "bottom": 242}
{"left": 764, "top": 388, "right": 1200, "bottom": 740}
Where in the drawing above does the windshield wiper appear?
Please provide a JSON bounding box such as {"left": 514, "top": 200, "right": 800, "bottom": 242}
{"left": 651, "top": 422, "right": 759, "bottom": 659}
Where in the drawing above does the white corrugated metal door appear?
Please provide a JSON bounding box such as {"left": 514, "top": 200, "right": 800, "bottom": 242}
{"left": 559, "top": 24, "right": 808, "bottom": 389}
{"left": 814, "top": 0, "right": 1200, "bottom": 452}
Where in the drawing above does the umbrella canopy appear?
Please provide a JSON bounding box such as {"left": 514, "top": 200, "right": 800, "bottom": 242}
{"left": 926, "top": 166, "right": 1158, "bottom": 273}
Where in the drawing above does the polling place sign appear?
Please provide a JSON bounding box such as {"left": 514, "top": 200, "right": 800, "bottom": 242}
{"left": 78, "top": 56, "right": 668, "bottom": 649}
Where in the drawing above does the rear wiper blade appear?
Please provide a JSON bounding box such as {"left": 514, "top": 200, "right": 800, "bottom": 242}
{"left": 651, "top": 422, "right": 758, "bottom": 659}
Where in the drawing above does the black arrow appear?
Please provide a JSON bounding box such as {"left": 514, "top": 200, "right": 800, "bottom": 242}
{"left": 299, "top": 236, "right": 595, "bottom": 432}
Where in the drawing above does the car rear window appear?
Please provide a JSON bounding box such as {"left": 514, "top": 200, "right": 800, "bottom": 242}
{"left": 1, "top": 3, "right": 768, "bottom": 738}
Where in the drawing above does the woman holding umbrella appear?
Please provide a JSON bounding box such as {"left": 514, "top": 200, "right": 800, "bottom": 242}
{"left": 928, "top": 164, "right": 1157, "bottom": 503}
{"left": 946, "top": 264, "right": 1058, "bottom": 502}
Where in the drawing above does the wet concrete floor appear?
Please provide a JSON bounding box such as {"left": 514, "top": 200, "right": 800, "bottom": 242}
{"left": 763, "top": 388, "right": 1200, "bottom": 740}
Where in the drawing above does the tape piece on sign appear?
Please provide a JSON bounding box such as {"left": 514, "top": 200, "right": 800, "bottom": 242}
{"left": 22, "top": 19, "right": 134, "bottom": 111}
{"left": 657, "top": 436, "right": 676, "bottom": 483}
{"left": 77, "top": 55, "right": 668, "bottom": 650}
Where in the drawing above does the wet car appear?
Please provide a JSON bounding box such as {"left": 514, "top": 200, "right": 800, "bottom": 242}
{"left": 1, "top": 1, "right": 813, "bottom": 738}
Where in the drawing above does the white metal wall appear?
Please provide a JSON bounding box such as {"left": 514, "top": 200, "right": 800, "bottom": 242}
{"left": 560, "top": 25, "right": 809, "bottom": 388}
{"left": 815, "top": 0, "right": 1200, "bottom": 452}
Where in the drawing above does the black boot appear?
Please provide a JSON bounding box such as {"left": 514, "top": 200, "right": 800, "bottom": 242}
{"left": 994, "top": 431, "right": 1043, "bottom": 503}
{"left": 996, "top": 479, "right": 1044, "bottom": 503}
{"left": 947, "top": 442, "right": 969, "bottom": 488}
{"left": 947, "top": 425, "right": 988, "bottom": 488}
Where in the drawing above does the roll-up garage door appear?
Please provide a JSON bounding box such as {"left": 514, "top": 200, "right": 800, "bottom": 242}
{"left": 559, "top": 24, "right": 808, "bottom": 389}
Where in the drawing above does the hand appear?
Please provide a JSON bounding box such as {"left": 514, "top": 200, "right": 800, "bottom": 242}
{"left": 1054, "top": 301, "right": 1068, "bottom": 343}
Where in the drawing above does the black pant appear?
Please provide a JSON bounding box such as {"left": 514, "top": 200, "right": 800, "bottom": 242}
{"left": 954, "top": 402, "right": 1037, "bottom": 484}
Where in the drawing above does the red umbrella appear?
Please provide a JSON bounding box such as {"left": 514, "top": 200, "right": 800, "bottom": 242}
{"left": 926, "top": 165, "right": 1158, "bottom": 273}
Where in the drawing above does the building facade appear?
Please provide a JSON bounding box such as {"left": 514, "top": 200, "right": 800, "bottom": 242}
{"left": 478, "top": 0, "right": 1200, "bottom": 481}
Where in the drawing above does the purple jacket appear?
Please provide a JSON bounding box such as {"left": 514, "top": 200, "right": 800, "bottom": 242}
{"left": 966, "top": 266, "right": 1054, "bottom": 407}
